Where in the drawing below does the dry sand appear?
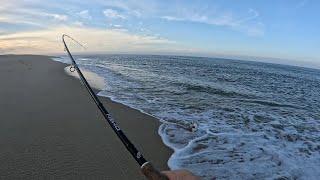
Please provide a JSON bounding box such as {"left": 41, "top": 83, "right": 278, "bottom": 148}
{"left": 0, "top": 55, "right": 172, "bottom": 179}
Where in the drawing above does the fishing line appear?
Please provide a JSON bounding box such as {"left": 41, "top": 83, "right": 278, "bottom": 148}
{"left": 62, "top": 34, "right": 168, "bottom": 180}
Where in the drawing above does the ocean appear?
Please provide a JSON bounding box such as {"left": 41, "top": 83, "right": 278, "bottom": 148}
{"left": 53, "top": 55, "right": 320, "bottom": 180}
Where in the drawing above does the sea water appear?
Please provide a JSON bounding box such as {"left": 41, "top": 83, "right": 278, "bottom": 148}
{"left": 53, "top": 55, "right": 320, "bottom": 180}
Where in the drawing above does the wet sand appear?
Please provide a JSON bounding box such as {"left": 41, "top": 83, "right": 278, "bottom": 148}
{"left": 0, "top": 55, "right": 172, "bottom": 179}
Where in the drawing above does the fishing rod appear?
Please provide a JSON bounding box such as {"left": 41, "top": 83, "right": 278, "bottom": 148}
{"left": 62, "top": 34, "right": 168, "bottom": 180}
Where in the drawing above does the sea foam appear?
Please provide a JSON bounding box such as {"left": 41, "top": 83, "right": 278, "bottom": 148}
{"left": 64, "top": 65, "right": 106, "bottom": 90}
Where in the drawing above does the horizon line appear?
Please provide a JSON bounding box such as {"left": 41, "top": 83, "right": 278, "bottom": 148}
{"left": 2, "top": 52, "right": 320, "bottom": 70}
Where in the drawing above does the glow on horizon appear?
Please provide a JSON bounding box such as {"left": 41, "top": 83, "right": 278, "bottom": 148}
{"left": 0, "top": 0, "right": 319, "bottom": 65}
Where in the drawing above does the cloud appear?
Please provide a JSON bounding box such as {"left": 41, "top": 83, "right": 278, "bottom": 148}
{"left": 112, "top": 24, "right": 122, "bottom": 28}
{"left": 44, "top": 13, "right": 68, "bottom": 21}
{"left": 97, "top": 0, "right": 152, "bottom": 17}
{"left": 234, "top": 9, "right": 259, "bottom": 24}
{"left": 161, "top": 16, "right": 183, "bottom": 21}
{"left": 161, "top": 8, "right": 264, "bottom": 36}
{"left": 0, "top": 8, "right": 68, "bottom": 29}
{"left": 0, "top": 26, "right": 177, "bottom": 54}
{"left": 0, "top": 16, "right": 43, "bottom": 27}
{"left": 103, "top": 9, "right": 126, "bottom": 19}
{"left": 77, "top": 10, "right": 92, "bottom": 20}
{"left": 73, "top": 21, "right": 84, "bottom": 26}
{"left": 245, "top": 22, "right": 265, "bottom": 36}
{"left": 100, "top": 0, "right": 264, "bottom": 37}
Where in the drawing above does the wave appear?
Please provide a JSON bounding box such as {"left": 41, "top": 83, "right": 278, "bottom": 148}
{"left": 237, "top": 99, "right": 300, "bottom": 109}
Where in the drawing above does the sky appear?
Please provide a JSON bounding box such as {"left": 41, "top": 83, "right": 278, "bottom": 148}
{"left": 0, "top": 0, "right": 319, "bottom": 66}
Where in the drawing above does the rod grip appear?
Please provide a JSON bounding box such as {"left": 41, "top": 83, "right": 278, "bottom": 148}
{"left": 141, "top": 162, "right": 169, "bottom": 180}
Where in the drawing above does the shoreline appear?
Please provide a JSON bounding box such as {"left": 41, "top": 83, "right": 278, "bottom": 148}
{"left": 0, "top": 55, "right": 172, "bottom": 179}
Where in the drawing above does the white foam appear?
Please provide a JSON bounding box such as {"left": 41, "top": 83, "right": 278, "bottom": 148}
{"left": 64, "top": 65, "right": 106, "bottom": 90}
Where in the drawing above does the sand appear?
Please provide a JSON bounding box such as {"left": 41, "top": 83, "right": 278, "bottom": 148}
{"left": 0, "top": 55, "right": 172, "bottom": 179}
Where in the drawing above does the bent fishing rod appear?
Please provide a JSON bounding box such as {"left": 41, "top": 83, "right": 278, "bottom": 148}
{"left": 62, "top": 34, "right": 168, "bottom": 180}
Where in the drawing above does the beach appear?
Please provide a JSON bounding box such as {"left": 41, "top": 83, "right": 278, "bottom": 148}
{"left": 0, "top": 55, "right": 172, "bottom": 179}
